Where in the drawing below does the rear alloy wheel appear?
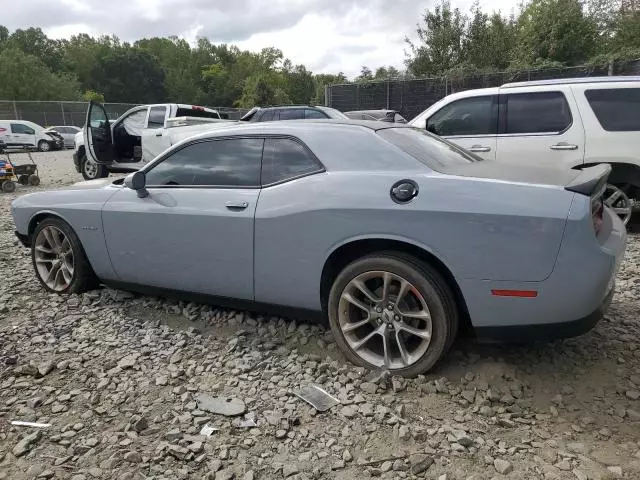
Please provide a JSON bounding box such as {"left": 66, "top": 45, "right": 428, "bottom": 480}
{"left": 328, "top": 254, "right": 458, "bottom": 377}
{"left": 81, "top": 154, "right": 107, "bottom": 181}
{"left": 32, "top": 218, "right": 97, "bottom": 294}
{"left": 38, "top": 140, "right": 51, "bottom": 152}
{"left": 604, "top": 184, "right": 633, "bottom": 225}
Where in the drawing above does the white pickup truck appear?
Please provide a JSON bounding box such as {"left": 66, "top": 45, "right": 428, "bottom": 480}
{"left": 74, "top": 102, "right": 234, "bottom": 180}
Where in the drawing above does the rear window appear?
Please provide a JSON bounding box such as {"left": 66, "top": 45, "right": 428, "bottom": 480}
{"left": 585, "top": 88, "right": 640, "bottom": 132}
{"left": 378, "top": 127, "right": 480, "bottom": 171}
{"left": 175, "top": 107, "right": 220, "bottom": 119}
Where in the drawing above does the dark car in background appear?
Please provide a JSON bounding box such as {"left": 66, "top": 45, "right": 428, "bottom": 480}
{"left": 345, "top": 109, "right": 408, "bottom": 123}
{"left": 240, "top": 105, "right": 349, "bottom": 122}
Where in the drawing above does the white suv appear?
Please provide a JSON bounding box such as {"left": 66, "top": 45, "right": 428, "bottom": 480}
{"left": 409, "top": 77, "right": 640, "bottom": 223}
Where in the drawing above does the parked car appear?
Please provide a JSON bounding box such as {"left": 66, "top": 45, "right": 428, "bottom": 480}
{"left": 408, "top": 76, "right": 640, "bottom": 224}
{"left": 12, "top": 120, "right": 625, "bottom": 376}
{"left": 240, "top": 105, "right": 348, "bottom": 122}
{"left": 45, "top": 125, "right": 81, "bottom": 149}
{"left": 0, "top": 120, "right": 64, "bottom": 152}
{"left": 74, "top": 103, "right": 225, "bottom": 180}
{"left": 345, "top": 109, "right": 407, "bottom": 123}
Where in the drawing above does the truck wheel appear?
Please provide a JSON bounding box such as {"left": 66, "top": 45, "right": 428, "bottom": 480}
{"left": 28, "top": 174, "right": 41, "bottom": 186}
{"left": 81, "top": 154, "right": 107, "bottom": 181}
{"left": 604, "top": 184, "right": 633, "bottom": 225}
{"left": 38, "top": 140, "right": 51, "bottom": 152}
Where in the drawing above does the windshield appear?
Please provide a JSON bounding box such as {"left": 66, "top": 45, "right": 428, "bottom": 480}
{"left": 377, "top": 127, "right": 481, "bottom": 171}
{"left": 317, "top": 106, "right": 349, "bottom": 119}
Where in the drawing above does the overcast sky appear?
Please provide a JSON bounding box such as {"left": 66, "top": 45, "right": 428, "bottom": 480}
{"left": 5, "top": 0, "right": 519, "bottom": 77}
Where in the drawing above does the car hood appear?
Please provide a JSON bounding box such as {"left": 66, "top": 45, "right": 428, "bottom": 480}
{"left": 446, "top": 160, "right": 580, "bottom": 188}
{"left": 69, "top": 178, "right": 116, "bottom": 190}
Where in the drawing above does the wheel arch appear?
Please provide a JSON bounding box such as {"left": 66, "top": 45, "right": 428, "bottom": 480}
{"left": 320, "top": 236, "right": 473, "bottom": 335}
{"left": 28, "top": 211, "right": 74, "bottom": 241}
{"left": 575, "top": 162, "right": 640, "bottom": 190}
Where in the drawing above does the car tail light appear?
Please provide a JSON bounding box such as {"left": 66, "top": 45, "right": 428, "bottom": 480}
{"left": 591, "top": 195, "right": 604, "bottom": 236}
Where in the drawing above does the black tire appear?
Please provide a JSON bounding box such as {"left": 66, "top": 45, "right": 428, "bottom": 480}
{"left": 328, "top": 252, "right": 459, "bottom": 377}
{"left": 1, "top": 180, "right": 16, "bottom": 193}
{"left": 27, "top": 174, "right": 40, "bottom": 186}
{"left": 18, "top": 175, "right": 29, "bottom": 185}
{"left": 80, "top": 154, "right": 108, "bottom": 181}
{"left": 38, "top": 140, "right": 51, "bottom": 152}
{"left": 31, "top": 217, "right": 98, "bottom": 294}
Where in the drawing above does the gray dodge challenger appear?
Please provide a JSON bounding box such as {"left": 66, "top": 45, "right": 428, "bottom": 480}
{"left": 11, "top": 118, "right": 626, "bottom": 376}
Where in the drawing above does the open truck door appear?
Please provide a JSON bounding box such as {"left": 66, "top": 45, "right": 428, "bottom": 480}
{"left": 84, "top": 101, "right": 114, "bottom": 164}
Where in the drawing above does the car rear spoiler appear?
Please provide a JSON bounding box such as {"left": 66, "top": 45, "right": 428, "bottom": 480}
{"left": 565, "top": 164, "right": 611, "bottom": 196}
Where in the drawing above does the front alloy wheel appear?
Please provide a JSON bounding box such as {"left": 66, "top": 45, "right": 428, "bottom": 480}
{"left": 34, "top": 225, "right": 75, "bottom": 292}
{"left": 604, "top": 184, "right": 633, "bottom": 225}
{"left": 38, "top": 140, "right": 51, "bottom": 152}
{"left": 328, "top": 254, "right": 457, "bottom": 377}
{"left": 31, "top": 218, "right": 97, "bottom": 293}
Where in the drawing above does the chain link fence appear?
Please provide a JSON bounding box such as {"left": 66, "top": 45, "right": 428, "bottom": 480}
{"left": 327, "top": 59, "right": 640, "bottom": 121}
{"left": 0, "top": 101, "right": 249, "bottom": 127}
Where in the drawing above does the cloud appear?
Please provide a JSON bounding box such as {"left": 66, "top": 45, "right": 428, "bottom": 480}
{"left": 4, "top": 0, "right": 520, "bottom": 77}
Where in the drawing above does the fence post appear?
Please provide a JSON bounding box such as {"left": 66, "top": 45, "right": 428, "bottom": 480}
{"left": 61, "top": 103, "right": 66, "bottom": 125}
{"left": 324, "top": 85, "right": 329, "bottom": 106}
{"left": 608, "top": 59, "right": 614, "bottom": 76}
{"left": 386, "top": 81, "right": 390, "bottom": 109}
{"left": 356, "top": 84, "right": 360, "bottom": 109}
{"left": 12, "top": 101, "right": 19, "bottom": 120}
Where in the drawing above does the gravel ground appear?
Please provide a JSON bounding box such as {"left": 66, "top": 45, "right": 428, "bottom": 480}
{"left": 1, "top": 151, "right": 640, "bottom": 480}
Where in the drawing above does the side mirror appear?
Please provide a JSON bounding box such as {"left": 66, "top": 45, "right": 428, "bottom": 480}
{"left": 124, "top": 171, "right": 148, "bottom": 198}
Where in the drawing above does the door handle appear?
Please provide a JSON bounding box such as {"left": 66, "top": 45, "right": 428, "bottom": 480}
{"left": 225, "top": 201, "right": 249, "bottom": 210}
{"left": 469, "top": 145, "right": 491, "bottom": 153}
{"left": 155, "top": 131, "right": 163, "bottom": 137}
{"left": 550, "top": 143, "right": 578, "bottom": 151}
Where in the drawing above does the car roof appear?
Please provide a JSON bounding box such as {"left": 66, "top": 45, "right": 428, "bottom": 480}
{"left": 257, "top": 105, "right": 326, "bottom": 110}
{"left": 501, "top": 76, "right": 640, "bottom": 88}
{"left": 185, "top": 119, "right": 405, "bottom": 141}
{"left": 346, "top": 109, "right": 396, "bottom": 114}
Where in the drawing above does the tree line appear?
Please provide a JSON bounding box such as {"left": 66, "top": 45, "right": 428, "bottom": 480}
{"left": 0, "top": 0, "right": 638, "bottom": 106}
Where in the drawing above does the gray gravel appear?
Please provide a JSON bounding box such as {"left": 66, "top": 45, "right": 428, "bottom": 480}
{"left": 1, "top": 151, "right": 640, "bottom": 479}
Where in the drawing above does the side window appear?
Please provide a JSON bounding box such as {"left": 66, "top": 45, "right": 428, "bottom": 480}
{"left": 504, "top": 92, "right": 571, "bottom": 134}
{"left": 145, "top": 138, "right": 263, "bottom": 187}
{"left": 279, "top": 109, "right": 304, "bottom": 120}
{"left": 305, "top": 109, "right": 327, "bottom": 119}
{"left": 11, "top": 123, "right": 35, "bottom": 134}
{"left": 261, "top": 137, "right": 323, "bottom": 185}
{"left": 426, "top": 96, "right": 497, "bottom": 136}
{"left": 147, "top": 106, "right": 167, "bottom": 129}
{"left": 259, "top": 110, "right": 275, "bottom": 122}
{"left": 585, "top": 88, "right": 640, "bottom": 132}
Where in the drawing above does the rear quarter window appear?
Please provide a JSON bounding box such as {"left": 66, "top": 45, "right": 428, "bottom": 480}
{"left": 378, "top": 127, "right": 480, "bottom": 173}
{"left": 585, "top": 88, "right": 640, "bottom": 132}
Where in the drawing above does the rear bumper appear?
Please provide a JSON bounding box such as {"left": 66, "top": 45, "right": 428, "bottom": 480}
{"left": 475, "top": 287, "right": 614, "bottom": 342}
{"left": 461, "top": 203, "right": 626, "bottom": 340}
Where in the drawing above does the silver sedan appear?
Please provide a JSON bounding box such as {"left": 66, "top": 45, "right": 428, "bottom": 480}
{"left": 11, "top": 120, "right": 626, "bottom": 376}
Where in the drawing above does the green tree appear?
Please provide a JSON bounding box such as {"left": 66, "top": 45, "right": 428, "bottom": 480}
{"left": 405, "top": 0, "right": 467, "bottom": 76}
{"left": 373, "top": 66, "right": 401, "bottom": 79}
{"left": 7, "top": 27, "right": 63, "bottom": 72}
{"left": 513, "top": 0, "right": 598, "bottom": 66}
{"left": 0, "top": 48, "right": 81, "bottom": 100}
{"left": 92, "top": 47, "right": 165, "bottom": 103}
{"left": 284, "top": 64, "right": 315, "bottom": 104}
{"left": 82, "top": 90, "right": 105, "bottom": 102}
{"left": 356, "top": 66, "right": 374, "bottom": 81}
{"left": 463, "top": 4, "right": 516, "bottom": 70}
